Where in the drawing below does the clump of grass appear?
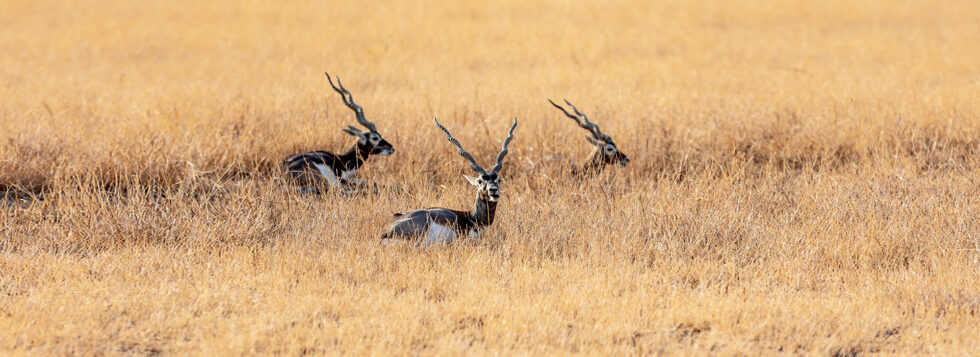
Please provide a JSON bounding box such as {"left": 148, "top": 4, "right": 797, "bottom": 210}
{"left": 2, "top": 0, "right": 979, "bottom": 354}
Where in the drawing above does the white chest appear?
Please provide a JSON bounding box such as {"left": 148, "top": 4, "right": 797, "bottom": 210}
{"left": 425, "top": 222, "right": 458, "bottom": 245}
{"left": 312, "top": 164, "right": 359, "bottom": 187}
{"left": 340, "top": 168, "right": 359, "bottom": 182}
{"left": 312, "top": 163, "right": 341, "bottom": 186}
{"left": 469, "top": 228, "right": 486, "bottom": 239}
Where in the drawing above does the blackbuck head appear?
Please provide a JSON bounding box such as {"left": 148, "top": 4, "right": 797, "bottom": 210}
{"left": 325, "top": 72, "right": 394, "bottom": 157}
{"left": 434, "top": 117, "right": 518, "bottom": 203}
{"left": 548, "top": 99, "right": 629, "bottom": 171}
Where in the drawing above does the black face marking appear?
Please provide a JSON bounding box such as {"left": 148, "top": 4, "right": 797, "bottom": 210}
{"left": 608, "top": 147, "right": 629, "bottom": 166}
{"left": 360, "top": 131, "right": 394, "bottom": 156}
{"left": 604, "top": 143, "right": 616, "bottom": 156}
{"left": 590, "top": 139, "right": 629, "bottom": 168}
{"left": 477, "top": 173, "right": 501, "bottom": 201}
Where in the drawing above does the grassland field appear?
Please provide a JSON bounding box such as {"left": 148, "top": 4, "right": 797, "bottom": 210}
{"left": 2, "top": 0, "right": 980, "bottom": 354}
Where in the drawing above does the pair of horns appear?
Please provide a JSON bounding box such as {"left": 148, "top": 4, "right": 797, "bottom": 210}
{"left": 548, "top": 99, "right": 612, "bottom": 143}
{"left": 325, "top": 72, "right": 378, "bottom": 133}
{"left": 434, "top": 118, "right": 517, "bottom": 176}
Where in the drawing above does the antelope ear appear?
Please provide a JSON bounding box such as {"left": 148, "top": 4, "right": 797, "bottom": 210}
{"left": 586, "top": 136, "right": 603, "bottom": 147}
{"left": 463, "top": 175, "right": 481, "bottom": 187}
{"left": 343, "top": 127, "right": 367, "bottom": 144}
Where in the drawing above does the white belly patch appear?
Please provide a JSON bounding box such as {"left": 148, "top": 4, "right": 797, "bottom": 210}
{"left": 340, "top": 168, "right": 357, "bottom": 180}
{"left": 426, "top": 222, "right": 457, "bottom": 245}
{"left": 340, "top": 169, "right": 363, "bottom": 184}
{"left": 312, "top": 163, "right": 341, "bottom": 187}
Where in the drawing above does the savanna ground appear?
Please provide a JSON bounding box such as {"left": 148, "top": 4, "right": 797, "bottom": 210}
{"left": 2, "top": 0, "right": 980, "bottom": 354}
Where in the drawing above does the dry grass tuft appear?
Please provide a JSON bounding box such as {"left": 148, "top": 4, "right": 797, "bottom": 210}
{"left": 2, "top": 0, "right": 979, "bottom": 354}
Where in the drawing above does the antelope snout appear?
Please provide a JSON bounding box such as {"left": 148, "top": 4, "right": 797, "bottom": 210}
{"left": 488, "top": 187, "right": 500, "bottom": 201}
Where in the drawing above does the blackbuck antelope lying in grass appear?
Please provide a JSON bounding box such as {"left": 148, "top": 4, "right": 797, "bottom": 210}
{"left": 282, "top": 72, "right": 394, "bottom": 194}
{"left": 548, "top": 99, "right": 629, "bottom": 175}
{"left": 381, "top": 117, "right": 518, "bottom": 246}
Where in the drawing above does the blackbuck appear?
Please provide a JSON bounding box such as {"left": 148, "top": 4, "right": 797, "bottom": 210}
{"left": 282, "top": 72, "right": 394, "bottom": 193}
{"left": 548, "top": 99, "right": 629, "bottom": 174}
{"left": 381, "top": 118, "right": 518, "bottom": 245}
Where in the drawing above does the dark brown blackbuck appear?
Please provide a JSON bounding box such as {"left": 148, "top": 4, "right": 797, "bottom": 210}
{"left": 547, "top": 99, "right": 629, "bottom": 175}
{"left": 381, "top": 117, "right": 518, "bottom": 245}
{"left": 282, "top": 72, "right": 394, "bottom": 194}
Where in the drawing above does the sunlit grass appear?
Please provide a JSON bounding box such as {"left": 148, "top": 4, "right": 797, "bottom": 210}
{"left": 1, "top": 0, "right": 979, "bottom": 354}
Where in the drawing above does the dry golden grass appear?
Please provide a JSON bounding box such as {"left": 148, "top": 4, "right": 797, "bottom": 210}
{"left": 2, "top": 0, "right": 980, "bottom": 354}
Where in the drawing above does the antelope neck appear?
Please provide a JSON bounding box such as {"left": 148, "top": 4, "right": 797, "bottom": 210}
{"left": 336, "top": 143, "right": 372, "bottom": 171}
{"left": 468, "top": 192, "right": 497, "bottom": 228}
{"left": 581, "top": 149, "right": 607, "bottom": 174}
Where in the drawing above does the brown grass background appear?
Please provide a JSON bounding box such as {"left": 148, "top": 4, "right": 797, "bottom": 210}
{"left": 2, "top": 0, "right": 979, "bottom": 354}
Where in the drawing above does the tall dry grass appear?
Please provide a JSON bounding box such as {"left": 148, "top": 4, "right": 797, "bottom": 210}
{"left": 2, "top": 0, "right": 979, "bottom": 354}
